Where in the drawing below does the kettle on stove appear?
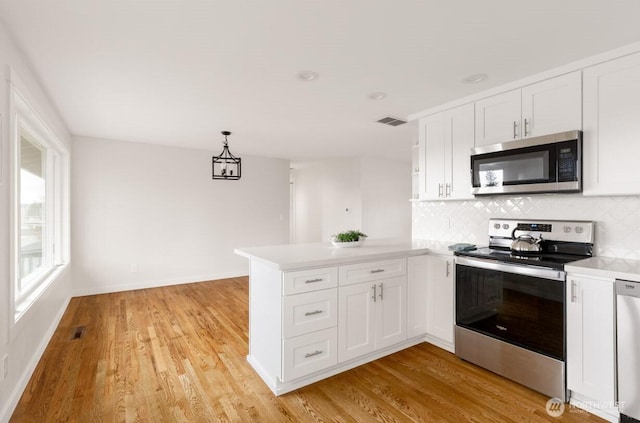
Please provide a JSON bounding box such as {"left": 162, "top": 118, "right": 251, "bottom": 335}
{"left": 510, "top": 226, "right": 543, "bottom": 253}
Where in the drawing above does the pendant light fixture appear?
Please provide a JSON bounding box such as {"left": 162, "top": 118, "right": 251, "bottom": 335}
{"left": 212, "top": 131, "right": 241, "bottom": 180}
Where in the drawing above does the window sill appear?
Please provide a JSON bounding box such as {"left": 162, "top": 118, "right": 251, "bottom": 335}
{"left": 14, "top": 263, "right": 69, "bottom": 325}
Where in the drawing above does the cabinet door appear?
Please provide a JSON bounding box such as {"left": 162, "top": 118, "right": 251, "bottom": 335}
{"left": 521, "top": 71, "right": 582, "bottom": 139}
{"left": 474, "top": 89, "right": 522, "bottom": 147}
{"left": 426, "top": 255, "right": 454, "bottom": 345}
{"left": 422, "top": 113, "right": 447, "bottom": 200}
{"left": 583, "top": 52, "right": 640, "bottom": 195}
{"left": 338, "top": 282, "right": 376, "bottom": 362}
{"left": 375, "top": 277, "right": 407, "bottom": 350}
{"left": 407, "top": 255, "right": 428, "bottom": 338}
{"left": 566, "top": 275, "right": 615, "bottom": 403}
{"left": 445, "top": 103, "right": 475, "bottom": 200}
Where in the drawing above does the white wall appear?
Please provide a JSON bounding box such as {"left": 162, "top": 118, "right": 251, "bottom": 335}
{"left": 72, "top": 136, "right": 290, "bottom": 296}
{"left": 0, "top": 22, "right": 73, "bottom": 423}
{"left": 291, "top": 158, "right": 411, "bottom": 243}
{"left": 412, "top": 194, "right": 640, "bottom": 259}
{"left": 361, "top": 158, "right": 412, "bottom": 239}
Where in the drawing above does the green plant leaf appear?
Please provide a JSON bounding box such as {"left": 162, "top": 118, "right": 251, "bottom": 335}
{"left": 332, "top": 230, "right": 368, "bottom": 242}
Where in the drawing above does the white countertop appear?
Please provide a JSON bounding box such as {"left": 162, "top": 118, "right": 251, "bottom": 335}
{"left": 565, "top": 256, "right": 640, "bottom": 282}
{"left": 235, "top": 238, "right": 454, "bottom": 270}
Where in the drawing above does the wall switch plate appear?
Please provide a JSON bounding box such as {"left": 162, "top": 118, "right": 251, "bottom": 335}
{"left": 130, "top": 264, "right": 138, "bottom": 273}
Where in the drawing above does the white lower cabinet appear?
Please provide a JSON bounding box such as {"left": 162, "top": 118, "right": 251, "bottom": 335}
{"left": 283, "top": 327, "right": 338, "bottom": 381}
{"left": 566, "top": 274, "right": 617, "bottom": 418}
{"left": 407, "top": 255, "right": 428, "bottom": 338}
{"left": 283, "top": 289, "right": 337, "bottom": 338}
{"left": 338, "top": 276, "right": 406, "bottom": 363}
{"left": 246, "top": 254, "right": 428, "bottom": 395}
{"left": 425, "top": 254, "right": 454, "bottom": 349}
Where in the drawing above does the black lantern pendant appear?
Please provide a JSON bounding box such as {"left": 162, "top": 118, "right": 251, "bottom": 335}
{"left": 212, "top": 131, "right": 241, "bottom": 180}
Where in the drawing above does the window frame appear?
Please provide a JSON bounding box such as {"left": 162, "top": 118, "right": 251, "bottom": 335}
{"left": 9, "top": 74, "right": 70, "bottom": 324}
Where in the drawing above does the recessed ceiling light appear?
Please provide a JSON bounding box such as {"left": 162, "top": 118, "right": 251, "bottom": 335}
{"left": 368, "top": 91, "right": 387, "bottom": 100}
{"left": 463, "top": 73, "right": 488, "bottom": 84}
{"left": 297, "top": 70, "right": 319, "bottom": 81}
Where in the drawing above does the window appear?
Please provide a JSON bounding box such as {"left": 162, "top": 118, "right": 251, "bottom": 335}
{"left": 11, "top": 84, "right": 69, "bottom": 320}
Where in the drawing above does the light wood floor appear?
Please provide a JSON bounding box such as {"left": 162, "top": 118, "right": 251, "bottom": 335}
{"left": 11, "top": 277, "right": 604, "bottom": 422}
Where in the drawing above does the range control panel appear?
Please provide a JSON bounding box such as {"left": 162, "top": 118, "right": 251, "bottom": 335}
{"left": 488, "top": 218, "right": 594, "bottom": 244}
{"left": 515, "top": 223, "right": 552, "bottom": 232}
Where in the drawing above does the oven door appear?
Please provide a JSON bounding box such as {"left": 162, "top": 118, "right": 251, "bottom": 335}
{"left": 455, "top": 257, "right": 566, "bottom": 361}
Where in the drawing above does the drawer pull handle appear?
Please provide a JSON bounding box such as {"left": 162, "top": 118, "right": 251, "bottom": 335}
{"left": 304, "top": 350, "right": 323, "bottom": 358}
{"left": 370, "top": 269, "right": 385, "bottom": 274}
{"left": 304, "top": 310, "right": 323, "bottom": 316}
{"left": 305, "top": 278, "right": 324, "bottom": 284}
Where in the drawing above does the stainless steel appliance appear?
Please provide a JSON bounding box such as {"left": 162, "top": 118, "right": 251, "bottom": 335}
{"left": 455, "top": 218, "right": 594, "bottom": 400}
{"left": 616, "top": 279, "right": 640, "bottom": 422}
{"left": 471, "top": 130, "right": 582, "bottom": 195}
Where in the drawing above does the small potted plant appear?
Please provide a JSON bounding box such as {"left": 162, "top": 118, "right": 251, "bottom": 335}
{"left": 330, "top": 230, "right": 368, "bottom": 248}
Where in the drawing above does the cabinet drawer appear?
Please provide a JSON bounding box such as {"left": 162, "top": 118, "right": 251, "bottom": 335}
{"left": 283, "top": 267, "right": 338, "bottom": 295}
{"left": 283, "top": 289, "right": 337, "bottom": 338}
{"left": 283, "top": 327, "right": 338, "bottom": 381}
{"left": 339, "top": 258, "right": 406, "bottom": 286}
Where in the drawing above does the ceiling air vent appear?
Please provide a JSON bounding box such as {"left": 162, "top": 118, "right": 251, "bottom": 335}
{"left": 376, "top": 116, "right": 407, "bottom": 127}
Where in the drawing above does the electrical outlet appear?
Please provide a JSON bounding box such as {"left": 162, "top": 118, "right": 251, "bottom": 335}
{"left": 130, "top": 264, "right": 138, "bottom": 273}
{"left": 1, "top": 354, "right": 7, "bottom": 381}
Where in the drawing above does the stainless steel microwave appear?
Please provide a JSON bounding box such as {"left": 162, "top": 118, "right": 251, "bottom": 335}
{"left": 470, "top": 130, "right": 582, "bottom": 195}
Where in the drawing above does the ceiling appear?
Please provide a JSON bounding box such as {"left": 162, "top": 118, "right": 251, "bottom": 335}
{"left": 1, "top": 1, "right": 640, "bottom": 162}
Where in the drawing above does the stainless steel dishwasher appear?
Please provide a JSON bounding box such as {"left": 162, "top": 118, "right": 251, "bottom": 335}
{"left": 617, "top": 279, "right": 640, "bottom": 422}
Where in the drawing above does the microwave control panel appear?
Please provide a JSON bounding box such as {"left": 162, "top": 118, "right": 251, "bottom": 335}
{"left": 557, "top": 142, "right": 578, "bottom": 181}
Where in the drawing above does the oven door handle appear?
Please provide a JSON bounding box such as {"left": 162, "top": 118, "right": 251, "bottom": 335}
{"left": 455, "top": 257, "right": 565, "bottom": 281}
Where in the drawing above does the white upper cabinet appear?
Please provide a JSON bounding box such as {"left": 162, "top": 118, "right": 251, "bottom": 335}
{"left": 475, "top": 89, "right": 522, "bottom": 146}
{"left": 420, "top": 103, "right": 474, "bottom": 200}
{"left": 583, "top": 51, "right": 640, "bottom": 196}
{"left": 475, "top": 71, "right": 582, "bottom": 147}
{"left": 521, "top": 72, "right": 582, "bottom": 139}
{"left": 422, "top": 110, "right": 447, "bottom": 200}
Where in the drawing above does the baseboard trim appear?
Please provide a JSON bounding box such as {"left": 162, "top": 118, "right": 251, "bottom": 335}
{"left": 0, "top": 295, "right": 71, "bottom": 423}
{"left": 72, "top": 271, "right": 249, "bottom": 297}
{"left": 569, "top": 391, "right": 620, "bottom": 422}
{"left": 249, "top": 338, "right": 427, "bottom": 396}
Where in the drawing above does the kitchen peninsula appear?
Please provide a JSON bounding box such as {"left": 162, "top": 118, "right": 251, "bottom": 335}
{"left": 234, "top": 239, "right": 433, "bottom": 395}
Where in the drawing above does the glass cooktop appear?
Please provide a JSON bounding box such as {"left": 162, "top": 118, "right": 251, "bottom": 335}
{"left": 454, "top": 247, "right": 589, "bottom": 270}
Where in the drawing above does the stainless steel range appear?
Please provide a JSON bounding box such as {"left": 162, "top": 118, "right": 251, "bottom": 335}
{"left": 454, "top": 218, "right": 594, "bottom": 400}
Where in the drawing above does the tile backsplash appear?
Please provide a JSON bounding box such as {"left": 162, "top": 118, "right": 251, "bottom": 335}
{"left": 412, "top": 194, "right": 640, "bottom": 260}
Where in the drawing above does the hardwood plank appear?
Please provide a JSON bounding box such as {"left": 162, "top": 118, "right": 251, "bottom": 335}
{"left": 10, "top": 277, "right": 605, "bottom": 422}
